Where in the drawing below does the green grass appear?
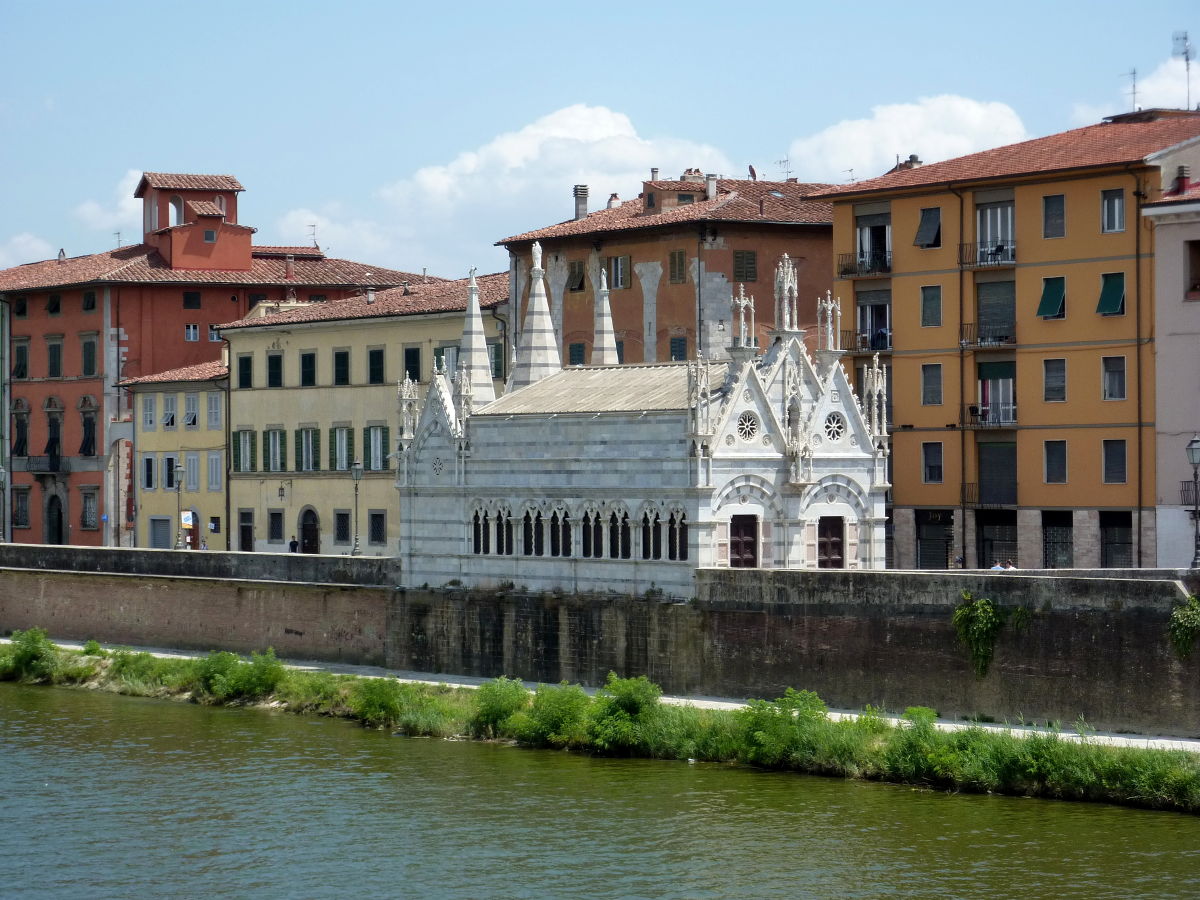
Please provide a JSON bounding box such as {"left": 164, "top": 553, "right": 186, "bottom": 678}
{"left": 7, "top": 635, "right": 1200, "bottom": 815}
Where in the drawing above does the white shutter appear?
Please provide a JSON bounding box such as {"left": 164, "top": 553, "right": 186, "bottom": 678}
{"left": 846, "top": 519, "right": 860, "bottom": 569}
{"left": 804, "top": 521, "right": 818, "bottom": 567}
{"left": 760, "top": 521, "right": 773, "bottom": 568}
{"left": 716, "top": 522, "right": 729, "bottom": 566}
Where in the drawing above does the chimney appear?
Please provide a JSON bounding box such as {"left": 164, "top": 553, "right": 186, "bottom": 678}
{"left": 1175, "top": 165, "right": 1192, "bottom": 194}
{"left": 285, "top": 254, "right": 295, "bottom": 280}
{"left": 650, "top": 167, "right": 659, "bottom": 181}
{"left": 366, "top": 287, "right": 376, "bottom": 304}
{"left": 402, "top": 281, "right": 411, "bottom": 296}
{"left": 573, "top": 184, "right": 589, "bottom": 220}
{"left": 908, "top": 153, "right": 922, "bottom": 168}
{"left": 422, "top": 267, "right": 427, "bottom": 283}
{"left": 705, "top": 173, "right": 717, "bottom": 200}
{"left": 607, "top": 192, "right": 620, "bottom": 209}
{"left": 57, "top": 249, "right": 65, "bottom": 263}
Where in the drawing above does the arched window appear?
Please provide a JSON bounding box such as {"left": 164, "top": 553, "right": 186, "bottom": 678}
{"left": 169, "top": 195, "right": 184, "bottom": 227}
{"left": 582, "top": 511, "right": 602, "bottom": 558}
{"left": 669, "top": 513, "right": 689, "bottom": 561}
{"left": 534, "top": 512, "right": 544, "bottom": 556}
{"left": 481, "top": 512, "right": 491, "bottom": 554}
{"left": 473, "top": 511, "right": 482, "bottom": 554}
{"left": 497, "top": 509, "right": 513, "bottom": 556}
{"left": 214, "top": 195, "right": 226, "bottom": 214}
{"left": 550, "top": 512, "right": 561, "bottom": 557}
{"left": 621, "top": 513, "right": 631, "bottom": 559}
{"left": 642, "top": 513, "right": 652, "bottom": 560}
{"left": 609, "top": 512, "right": 620, "bottom": 559}
{"left": 560, "top": 512, "right": 571, "bottom": 558}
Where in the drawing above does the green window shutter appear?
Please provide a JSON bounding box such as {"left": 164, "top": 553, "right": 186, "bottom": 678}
{"left": 347, "top": 428, "right": 355, "bottom": 468}
{"left": 914, "top": 208, "right": 941, "bottom": 247}
{"left": 363, "top": 427, "right": 370, "bottom": 468}
{"left": 232, "top": 432, "right": 241, "bottom": 472}
{"left": 312, "top": 429, "right": 321, "bottom": 472}
{"left": 261, "top": 431, "right": 269, "bottom": 471}
{"left": 249, "top": 430, "right": 258, "bottom": 472}
{"left": 294, "top": 430, "right": 302, "bottom": 471}
{"left": 329, "top": 428, "right": 337, "bottom": 470}
{"left": 1036, "top": 277, "right": 1065, "bottom": 318}
{"left": 278, "top": 430, "right": 287, "bottom": 471}
{"left": 381, "top": 426, "right": 391, "bottom": 470}
{"left": 1096, "top": 272, "right": 1125, "bottom": 315}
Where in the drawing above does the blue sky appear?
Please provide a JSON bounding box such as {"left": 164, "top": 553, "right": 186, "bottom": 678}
{"left": 1, "top": 0, "right": 1196, "bottom": 277}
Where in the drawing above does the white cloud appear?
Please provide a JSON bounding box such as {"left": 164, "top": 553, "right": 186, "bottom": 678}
{"left": 788, "top": 95, "right": 1029, "bottom": 184}
{"left": 1072, "top": 56, "right": 1195, "bottom": 124}
{"left": 276, "top": 206, "right": 392, "bottom": 262}
{"left": 0, "top": 232, "right": 53, "bottom": 268}
{"left": 73, "top": 169, "right": 143, "bottom": 233}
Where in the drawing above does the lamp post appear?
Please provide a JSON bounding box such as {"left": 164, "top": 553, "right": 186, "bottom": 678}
{"left": 175, "top": 462, "right": 186, "bottom": 550}
{"left": 350, "top": 465, "right": 362, "bottom": 556}
{"left": 1187, "top": 434, "right": 1200, "bottom": 569}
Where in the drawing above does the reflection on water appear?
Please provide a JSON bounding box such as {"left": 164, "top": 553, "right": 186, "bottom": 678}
{"left": 2, "top": 683, "right": 1199, "bottom": 899}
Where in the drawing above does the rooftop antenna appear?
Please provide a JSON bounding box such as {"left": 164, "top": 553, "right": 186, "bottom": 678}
{"left": 1124, "top": 67, "right": 1138, "bottom": 111}
{"left": 113, "top": 231, "right": 121, "bottom": 248}
{"left": 844, "top": 168, "right": 855, "bottom": 182}
{"left": 308, "top": 223, "right": 318, "bottom": 247}
{"left": 1175, "top": 31, "right": 1194, "bottom": 109}
{"left": 775, "top": 155, "right": 792, "bottom": 180}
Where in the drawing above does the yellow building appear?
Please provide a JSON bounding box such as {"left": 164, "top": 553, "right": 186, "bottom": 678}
{"left": 121, "top": 361, "right": 230, "bottom": 549}
{"left": 217, "top": 274, "right": 508, "bottom": 554}
{"left": 821, "top": 109, "right": 1200, "bottom": 569}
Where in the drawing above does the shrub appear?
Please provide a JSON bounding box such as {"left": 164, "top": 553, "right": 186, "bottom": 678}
{"left": 588, "top": 673, "right": 663, "bottom": 755}
{"left": 276, "top": 669, "right": 350, "bottom": 714}
{"left": 470, "top": 676, "right": 530, "bottom": 738}
{"left": 1169, "top": 595, "right": 1200, "bottom": 659}
{"left": 4, "top": 628, "right": 61, "bottom": 683}
{"left": 953, "top": 591, "right": 1006, "bottom": 677}
{"left": 348, "top": 678, "right": 460, "bottom": 736}
{"left": 81, "top": 639, "right": 104, "bottom": 657}
{"left": 108, "top": 650, "right": 198, "bottom": 695}
{"left": 194, "top": 649, "right": 285, "bottom": 702}
{"left": 736, "top": 688, "right": 830, "bottom": 768}
{"left": 880, "top": 706, "right": 941, "bottom": 784}
{"left": 509, "top": 682, "right": 592, "bottom": 748}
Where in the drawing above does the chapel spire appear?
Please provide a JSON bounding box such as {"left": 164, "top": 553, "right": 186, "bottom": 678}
{"left": 507, "top": 241, "right": 562, "bottom": 391}
{"left": 591, "top": 268, "right": 619, "bottom": 365}
{"left": 459, "top": 267, "right": 495, "bottom": 405}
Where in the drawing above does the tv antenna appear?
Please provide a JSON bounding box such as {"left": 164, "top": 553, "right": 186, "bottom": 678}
{"left": 308, "top": 222, "right": 318, "bottom": 247}
{"left": 113, "top": 231, "right": 122, "bottom": 248}
{"left": 1175, "top": 31, "right": 1194, "bottom": 109}
{"left": 844, "top": 168, "right": 855, "bottom": 182}
{"left": 775, "top": 155, "right": 792, "bottom": 180}
{"left": 1124, "top": 68, "right": 1138, "bottom": 111}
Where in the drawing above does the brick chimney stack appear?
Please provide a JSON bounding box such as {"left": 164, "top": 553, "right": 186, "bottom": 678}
{"left": 573, "top": 185, "right": 589, "bottom": 221}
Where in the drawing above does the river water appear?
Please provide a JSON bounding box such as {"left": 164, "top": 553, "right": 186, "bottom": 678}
{"left": 2, "top": 683, "right": 1199, "bottom": 899}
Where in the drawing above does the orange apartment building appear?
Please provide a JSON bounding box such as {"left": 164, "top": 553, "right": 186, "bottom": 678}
{"left": 820, "top": 110, "right": 1200, "bottom": 569}
{"left": 497, "top": 170, "right": 832, "bottom": 364}
{"left": 0, "top": 172, "right": 429, "bottom": 546}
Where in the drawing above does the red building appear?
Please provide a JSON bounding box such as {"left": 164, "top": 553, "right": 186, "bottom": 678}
{"left": 0, "top": 172, "right": 430, "bottom": 546}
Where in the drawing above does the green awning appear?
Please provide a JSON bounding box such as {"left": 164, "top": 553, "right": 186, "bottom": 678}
{"left": 1096, "top": 272, "right": 1125, "bottom": 315}
{"left": 978, "top": 361, "right": 1015, "bottom": 380}
{"left": 1036, "top": 276, "right": 1065, "bottom": 318}
{"left": 914, "top": 208, "right": 941, "bottom": 247}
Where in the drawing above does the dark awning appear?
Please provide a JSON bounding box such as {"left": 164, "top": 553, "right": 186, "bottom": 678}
{"left": 914, "top": 208, "right": 941, "bottom": 247}
{"left": 1036, "top": 276, "right": 1065, "bottom": 318}
{"left": 1096, "top": 272, "right": 1125, "bottom": 315}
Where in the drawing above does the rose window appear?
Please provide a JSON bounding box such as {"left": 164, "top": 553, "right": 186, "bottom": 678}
{"left": 823, "top": 412, "right": 846, "bottom": 442}
{"left": 432, "top": 457, "right": 444, "bottom": 475}
{"left": 736, "top": 412, "right": 759, "bottom": 441}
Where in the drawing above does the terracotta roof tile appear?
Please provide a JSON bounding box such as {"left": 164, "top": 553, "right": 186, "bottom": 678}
{"left": 135, "top": 173, "right": 244, "bottom": 195}
{"left": 0, "top": 244, "right": 434, "bottom": 293}
{"left": 251, "top": 246, "right": 325, "bottom": 259}
{"left": 815, "top": 114, "right": 1200, "bottom": 198}
{"left": 216, "top": 271, "right": 508, "bottom": 331}
{"left": 1144, "top": 182, "right": 1200, "bottom": 206}
{"left": 498, "top": 179, "right": 833, "bottom": 245}
{"left": 119, "top": 359, "right": 228, "bottom": 387}
{"left": 187, "top": 200, "right": 225, "bottom": 217}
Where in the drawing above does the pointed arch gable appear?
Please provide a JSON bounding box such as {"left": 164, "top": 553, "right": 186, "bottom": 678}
{"left": 711, "top": 473, "right": 786, "bottom": 518}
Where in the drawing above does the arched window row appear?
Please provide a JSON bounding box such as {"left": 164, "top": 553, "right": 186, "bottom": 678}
{"left": 470, "top": 503, "right": 686, "bottom": 561}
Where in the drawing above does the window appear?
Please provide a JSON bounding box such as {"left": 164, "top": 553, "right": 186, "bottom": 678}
{"left": 207, "top": 452, "right": 222, "bottom": 491}
{"left": 1100, "top": 510, "right": 1133, "bottom": 567}
{"left": 82, "top": 291, "right": 96, "bottom": 312}
{"left": 1103, "top": 439, "right": 1127, "bottom": 483}
{"left": 142, "top": 454, "right": 157, "bottom": 490}
{"left": 568, "top": 342, "right": 585, "bottom": 366}
{"left": 1042, "top": 510, "right": 1073, "bottom": 568}
{"left": 185, "top": 452, "right": 200, "bottom": 491}
{"left": 1102, "top": 356, "right": 1126, "bottom": 400}
{"left": 209, "top": 515, "right": 221, "bottom": 535}
{"left": 184, "top": 393, "right": 199, "bottom": 428}
{"left": 80, "top": 491, "right": 98, "bottom": 530}
{"left": 920, "top": 285, "right": 941, "bottom": 327}
{"left": 333, "top": 350, "right": 350, "bottom": 385}
{"left": 433, "top": 345, "right": 458, "bottom": 375}
{"left": 45, "top": 413, "right": 61, "bottom": 457}
{"left": 1097, "top": 272, "right": 1125, "bottom": 316}
{"left": 669, "top": 336, "right": 687, "bottom": 361}
{"left": 184, "top": 323, "right": 199, "bottom": 342}
{"left": 12, "top": 413, "right": 28, "bottom": 456}
{"left": 1036, "top": 276, "right": 1066, "bottom": 319}
{"left": 14, "top": 296, "right": 27, "bottom": 318}
{"left": 12, "top": 489, "right": 30, "bottom": 528}
{"left": 677, "top": 193, "right": 694, "bottom": 204}
{"left": 606, "top": 255, "right": 630, "bottom": 289}
{"left": 403, "top": 347, "right": 421, "bottom": 382}
{"left": 567, "top": 260, "right": 586, "bottom": 292}
{"left": 297, "top": 427, "right": 319, "bottom": 472}
{"left": 364, "top": 425, "right": 388, "bottom": 470}
{"left": 733, "top": 250, "right": 757, "bottom": 282}
{"left": 608, "top": 512, "right": 632, "bottom": 559}
{"left": 668, "top": 512, "right": 688, "bottom": 560}
{"left": 1043, "top": 358, "right": 1066, "bottom": 402}
{"left": 1101, "top": 188, "right": 1125, "bottom": 233}
{"left": 369, "top": 511, "right": 386, "bottom": 545}
{"left": 234, "top": 429, "right": 257, "bottom": 472}
{"left": 142, "top": 396, "right": 156, "bottom": 429}
{"left": 488, "top": 343, "right": 504, "bottom": 379}
{"left": 208, "top": 325, "right": 220, "bottom": 342}
{"left": 922, "top": 442, "right": 943, "bottom": 483}
{"left": 237, "top": 354, "right": 252, "bottom": 389}
{"left": 264, "top": 428, "right": 286, "bottom": 472}
{"left": 183, "top": 291, "right": 201, "bottom": 309}
{"left": 163, "top": 455, "right": 178, "bottom": 490}
{"left": 669, "top": 249, "right": 687, "bottom": 283}
{"left": 79, "top": 412, "right": 96, "bottom": 456}
{"left": 1044, "top": 440, "right": 1067, "bottom": 483}
{"left": 309, "top": 294, "right": 327, "bottom": 302}
{"left": 206, "top": 392, "right": 221, "bottom": 429}
{"left": 1043, "top": 194, "right": 1065, "bottom": 238}
{"left": 203, "top": 229, "right": 217, "bottom": 243}
{"left": 47, "top": 339, "right": 62, "bottom": 378}
{"left": 368, "top": 348, "right": 385, "bottom": 385}
{"left": 914, "top": 208, "right": 941, "bottom": 248}
{"left": 249, "top": 293, "right": 267, "bottom": 306}
{"left": 81, "top": 336, "right": 97, "bottom": 376}
{"left": 330, "top": 426, "right": 351, "bottom": 470}
{"left": 47, "top": 294, "right": 61, "bottom": 315}
{"left": 921, "top": 364, "right": 942, "bottom": 405}
{"left": 616, "top": 340, "right": 624, "bottom": 364}
{"left": 300, "top": 352, "right": 316, "bottom": 387}
{"left": 646, "top": 192, "right": 656, "bottom": 208}
{"left": 12, "top": 341, "right": 28, "bottom": 379}
{"left": 266, "top": 352, "right": 283, "bottom": 387}
{"left": 268, "top": 511, "right": 284, "bottom": 543}
{"left": 162, "top": 395, "right": 177, "bottom": 429}
{"left": 335, "top": 511, "right": 351, "bottom": 543}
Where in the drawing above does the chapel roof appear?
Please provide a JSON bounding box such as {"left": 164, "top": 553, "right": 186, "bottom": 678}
{"left": 134, "top": 173, "right": 245, "bottom": 195}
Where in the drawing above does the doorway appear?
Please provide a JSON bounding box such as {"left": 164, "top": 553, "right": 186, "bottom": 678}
{"left": 730, "top": 515, "right": 758, "bottom": 568}
{"left": 817, "top": 516, "right": 845, "bottom": 568}
{"left": 300, "top": 509, "right": 320, "bottom": 554}
{"left": 238, "top": 509, "right": 254, "bottom": 552}
{"left": 46, "top": 495, "right": 65, "bottom": 544}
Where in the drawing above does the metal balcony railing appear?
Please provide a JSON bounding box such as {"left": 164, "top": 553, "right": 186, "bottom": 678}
{"left": 24, "top": 454, "right": 64, "bottom": 473}
{"left": 1181, "top": 480, "right": 1198, "bottom": 507}
{"left": 959, "top": 322, "right": 1016, "bottom": 347}
{"left": 961, "top": 481, "right": 1016, "bottom": 507}
{"left": 963, "top": 402, "right": 1017, "bottom": 428}
{"left": 840, "top": 329, "right": 892, "bottom": 352}
{"left": 837, "top": 250, "right": 892, "bottom": 278}
{"left": 958, "top": 240, "right": 1017, "bottom": 268}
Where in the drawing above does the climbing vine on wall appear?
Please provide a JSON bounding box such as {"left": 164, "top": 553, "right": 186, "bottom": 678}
{"left": 952, "top": 591, "right": 1025, "bottom": 678}
{"left": 1169, "top": 595, "right": 1200, "bottom": 660}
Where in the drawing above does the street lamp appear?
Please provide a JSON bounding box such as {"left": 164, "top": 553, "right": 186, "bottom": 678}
{"left": 1187, "top": 434, "right": 1200, "bottom": 568}
{"left": 350, "top": 465, "right": 362, "bottom": 556}
{"left": 175, "top": 462, "right": 186, "bottom": 550}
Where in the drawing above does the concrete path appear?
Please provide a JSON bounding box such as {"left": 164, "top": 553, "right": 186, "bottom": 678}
{"left": 8, "top": 636, "right": 1200, "bottom": 755}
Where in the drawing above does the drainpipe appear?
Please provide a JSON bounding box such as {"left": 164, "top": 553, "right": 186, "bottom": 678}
{"left": 222, "top": 336, "right": 232, "bottom": 551}
{"left": 950, "top": 184, "right": 967, "bottom": 565}
{"left": 1128, "top": 164, "right": 1147, "bottom": 566}
{"left": 696, "top": 226, "right": 706, "bottom": 358}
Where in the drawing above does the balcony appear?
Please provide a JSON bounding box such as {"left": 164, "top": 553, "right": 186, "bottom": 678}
{"left": 837, "top": 250, "right": 891, "bottom": 278}
{"left": 22, "top": 454, "right": 66, "bottom": 473}
{"left": 959, "top": 322, "right": 1016, "bottom": 348}
{"left": 961, "top": 481, "right": 1016, "bottom": 507}
{"left": 1181, "top": 481, "right": 1199, "bottom": 507}
{"left": 963, "top": 402, "right": 1017, "bottom": 428}
{"left": 840, "top": 329, "right": 892, "bottom": 353}
{"left": 958, "top": 240, "right": 1016, "bottom": 269}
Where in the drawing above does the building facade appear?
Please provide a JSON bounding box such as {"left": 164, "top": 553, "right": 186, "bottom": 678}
{"left": 497, "top": 170, "right": 832, "bottom": 367}
{"left": 821, "top": 110, "right": 1200, "bottom": 569}
{"left": 0, "top": 171, "right": 428, "bottom": 546}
